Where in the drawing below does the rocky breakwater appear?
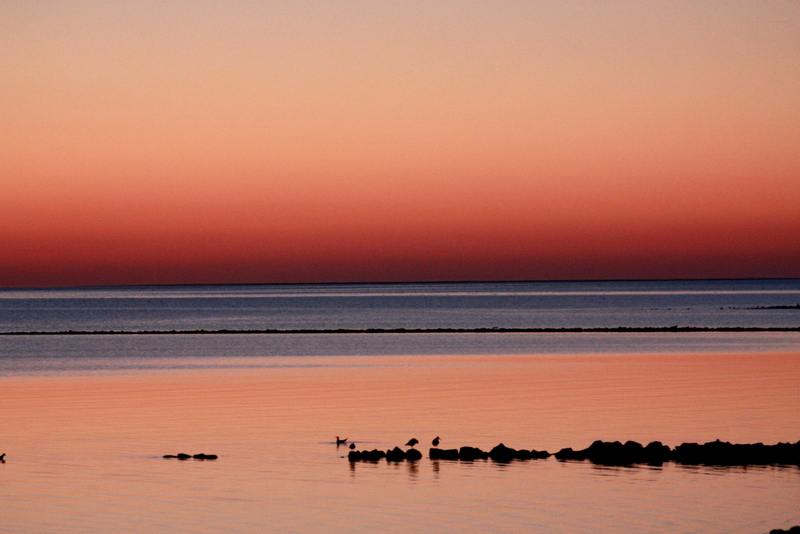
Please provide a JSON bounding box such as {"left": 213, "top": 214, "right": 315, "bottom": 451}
{"left": 554, "top": 439, "right": 800, "bottom": 467}
{"left": 348, "top": 447, "right": 423, "bottom": 463}
{"left": 163, "top": 453, "right": 218, "bottom": 460}
{"left": 349, "top": 443, "right": 550, "bottom": 463}
{"left": 431, "top": 443, "right": 551, "bottom": 463}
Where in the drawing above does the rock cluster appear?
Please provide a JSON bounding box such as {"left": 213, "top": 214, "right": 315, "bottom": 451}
{"left": 429, "top": 444, "right": 550, "bottom": 463}
{"left": 349, "top": 447, "right": 422, "bottom": 462}
{"left": 348, "top": 443, "right": 550, "bottom": 463}
{"left": 554, "top": 439, "right": 800, "bottom": 466}
{"left": 347, "top": 439, "right": 800, "bottom": 467}
{"left": 770, "top": 527, "right": 800, "bottom": 534}
{"left": 163, "top": 453, "right": 218, "bottom": 460}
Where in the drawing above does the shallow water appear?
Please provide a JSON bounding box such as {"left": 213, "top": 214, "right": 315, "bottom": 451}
{"left": 1, "top": 282, "right": 799, "bottom": 533}
{"left": 1, "top": 351, "right": 799, "bottom": 533}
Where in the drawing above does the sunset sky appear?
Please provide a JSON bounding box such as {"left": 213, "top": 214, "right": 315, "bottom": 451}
{"left": 2, "top": 1, "right": 798, "bottom": 287}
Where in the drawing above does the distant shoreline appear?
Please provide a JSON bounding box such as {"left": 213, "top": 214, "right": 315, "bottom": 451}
{"left": 2, "top": 326, "right": 799, "bottom": 336}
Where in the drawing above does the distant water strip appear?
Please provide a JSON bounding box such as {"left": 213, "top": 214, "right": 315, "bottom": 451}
{"left": 3, "top": 326, "right": 799, "bottom": 335}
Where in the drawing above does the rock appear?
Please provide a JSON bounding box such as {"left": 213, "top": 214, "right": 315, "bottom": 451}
{"left": 672, "top": 439, "right": 800, "bottom": 466}
{"left": 405, "top": 448, "right": 422, "bottom": 461}
{"left": 164, "top": 452, "right": 217, "bottom": 460}
{"left": 643, "top": 441, "right": 671, "bottom": 464}
{"left": 770, "top": 527, "right": 800, "bottom": 534}
{"left": 363, "top": 449, "right": 386, "bottom": 462}
{"left": 489, "top": 443, "right": 516, "bottom": 463}
{"left": 386, "top": 446, "right": 407, "bottom": 462}
{"left": 458, "top": 446, "right": 488, "bottom": 461}
{"left": 348, "top": 450, "right": 362, "bottom": 462}
{"left": 429, "top": 448, "right": 460, "bottom": 460}
{"left": 554, "top": 447, "right": 578, "bottom": 460}
{"left": 514, "top": 449, "right": 532, "bottom": 460}
{"left": 530, "top": 449, "right": 551, "bottom": 459}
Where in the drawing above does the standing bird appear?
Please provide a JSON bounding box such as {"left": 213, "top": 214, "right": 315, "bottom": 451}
{"left": 336, "top": 436, "right": 348, "bottom": 446}
{"left": 405, "top": 438, "right": 419, "bottom": 448}
{"left": 432, "top": 437, "right": 440, "bottom": 447}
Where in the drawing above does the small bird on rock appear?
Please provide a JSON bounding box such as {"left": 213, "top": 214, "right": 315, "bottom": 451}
{"left": 432, "top": 436, "right": 440, "bottom": 446}
{"left": 405, "top": 438, "right": 419, "bottom": 448}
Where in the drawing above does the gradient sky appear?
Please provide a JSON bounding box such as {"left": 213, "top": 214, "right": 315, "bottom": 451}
{"left": 2, "top": 1, "right": 799, "bottom": 287}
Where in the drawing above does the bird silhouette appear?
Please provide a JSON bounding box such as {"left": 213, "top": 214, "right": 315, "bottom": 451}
{"left": 336, "top": 436, "right": 348, "bottom": 446}
{"left": 349, "top": 443, "right": 356, "bottom": 450}
{"left": 405, "top": 438, "right": 419, "bottom": 448}
{"left": 0, "top": 453, "right": 5, "bottom": 462}
{"left": 432, "top": 436, "right": 440, "bottom": 446}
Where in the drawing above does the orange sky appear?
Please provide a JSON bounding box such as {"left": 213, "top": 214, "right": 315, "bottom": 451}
{"left": 1, "top": 1, "right": 799, "bottom": 287}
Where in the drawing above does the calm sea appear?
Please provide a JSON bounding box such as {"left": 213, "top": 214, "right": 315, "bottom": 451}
{"left": 1, "top": 280, "right": 799, "bottom": 533}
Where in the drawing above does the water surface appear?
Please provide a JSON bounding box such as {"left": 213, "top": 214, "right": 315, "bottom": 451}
{"left": 1, "top": 281, "right": 798, "bottom": 533}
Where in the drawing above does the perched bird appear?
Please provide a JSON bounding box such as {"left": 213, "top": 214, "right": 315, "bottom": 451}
{"left": 349, "top": 443, "right": 356, "bottom": 450}
{"left": 432, "top": 437, "right": 440, "bottom": 447}
{"left": 405, "top": 438, "right": 419, "bottom": 448}
{"left": 336, "top": 436, "right": 348, "bottom": 446}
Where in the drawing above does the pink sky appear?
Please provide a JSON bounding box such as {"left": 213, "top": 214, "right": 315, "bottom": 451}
{"left": 1, "top": 1, "right": 798, "bottom": 287}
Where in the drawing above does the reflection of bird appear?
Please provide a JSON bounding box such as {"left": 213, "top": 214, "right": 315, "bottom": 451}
{"left": 432, "top": 437, "right": 440, "bottom": 447}
{"left": 349, "top": 443, "right": 356, "bottom": 450}
{"left": 405, "top": 438, "right": 419, "bottom": 448}
{"left": 336, "top": 436, "right": 348, "bottom": 446}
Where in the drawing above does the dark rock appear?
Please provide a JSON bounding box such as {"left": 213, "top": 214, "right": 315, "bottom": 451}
{"left": 193, "top": 453, "right": 217, "bottom": 460}
{"left": 489, "top": 443, "right": 516, "bottom": 463}
{"left": 406, "top": 448, "right": 423, "bottom": 461}
{"left": 554, "top": 447, "right": 578, "bottom": 461}
{"left": 349, "top": 449, "right": 387, "bottom": 462}
{"left": 672, "top": 439, "right": 800, "bottom": 466}
{"left": 530, "top": 449, "right": 551, "bottom": 459}
{"left": 363, "top": 449, "right": 386, "bottom": 462}
{"left": 643, "top": 441, "right": 671, "bottom": 464}
{"left": 458, "top": 446, "right": 488, "bottom": 461}
{"left": 177, "top": 453, "right": 191, "bottom": 460}
{"left": 514, "top": 449, "right": 532, "bottom": 460}
{"left": 770, "top": 527, "right": 800, "bottom": 534}
{"left": 429, "top": 448, "right": 460, "bottom": 460}
{"left": 386, "top": 446, "right": 406, "bottom": 462}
